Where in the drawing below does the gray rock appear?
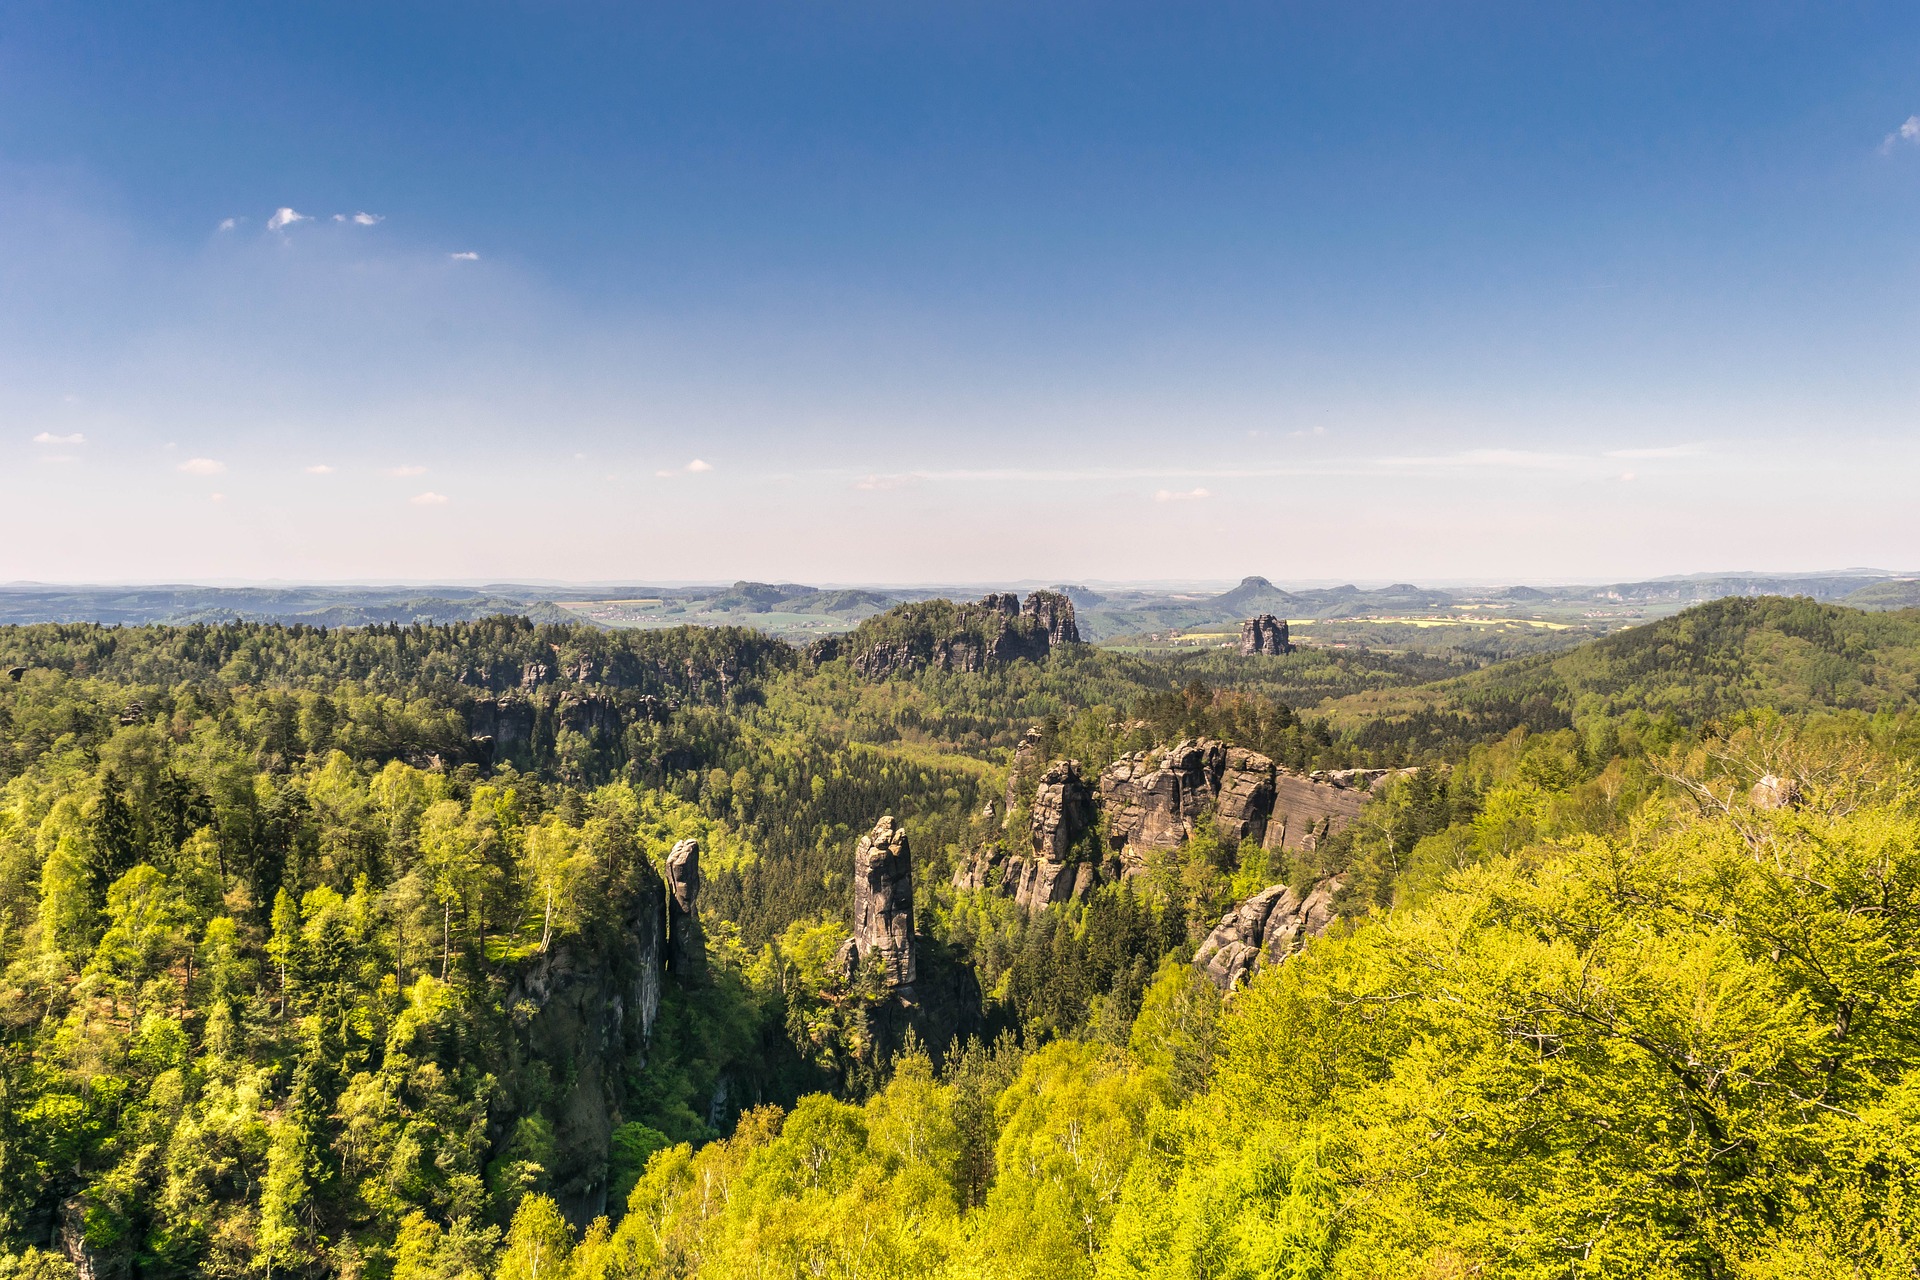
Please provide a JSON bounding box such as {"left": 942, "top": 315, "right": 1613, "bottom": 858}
{"left": 1240, "top": 614, "right": 1291, "bottom": 655}
{"left": 665, "top": 838, "right": 705, "bottom": 978}
{"left": 1750, "top": 773, "right": 1802, "bottom": 810}
{"left": 1193, "top": 876, "right": 1345, "bottom": 992}
{"left": 852, "top": 816, "right": 917, "bottom": 987}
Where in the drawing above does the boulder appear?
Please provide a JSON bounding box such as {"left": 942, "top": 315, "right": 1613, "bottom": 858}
{"left": 1240, "top": 614, "right": 1291, "bottom": 655}
{"left": 665, "top": 838, "right": 705, "bottom": 978}
{"left": 1193, "top": 876, "right": 1345, "bottom": 992}
{"left": 852, "top": 816, "right": 917, "bottom": 987}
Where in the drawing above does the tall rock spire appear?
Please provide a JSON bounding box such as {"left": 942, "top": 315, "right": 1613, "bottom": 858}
{"left": 665, "top": 838, "right": 705, "bottom": 978}
{"left": 851, "top": 816, "right": 917, "bottom": 987}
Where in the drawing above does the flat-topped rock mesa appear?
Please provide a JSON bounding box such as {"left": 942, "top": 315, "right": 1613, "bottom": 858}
{"left": 1193, "top": 876, "right": 1345, "bottom": 992}
{"left": 665, "top": 838, "right": 706, "bottom": 977}
{"left": 1240, "top": 614, "right": 1292, "bottom": 655}
{"left": 846, "top": 815, "right": 918, "bottom": 987}
{"left": 817, "top": 590, "right": 1082, "bottom": 678}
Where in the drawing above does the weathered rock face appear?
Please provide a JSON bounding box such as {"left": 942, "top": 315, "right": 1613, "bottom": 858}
{"left": 557, "top": 691, "right": 622, "bottom": 739}
{"left": 1215, "top": 747, "right": 1277, "bottom": 847}
{"left": 852, "top": 816, "right": 917, "bottom": 987}
{"left": 1002, "top": 761, "right": 1099, "bottom": 912}
{"left": 1263, "top": 771, "right": 1391, "bottom": 852}
{"left": 1193, "top": 876, "right": 1344, "bottom": 992}
{"left": 1100, "top": 739, "right": 1226, "bottom": 867}
{"left": 1240, "top": 614, "right": 1291, "bottom": 655}
{"left": 1022, "top": 590, "right": 1082, "bottom": 646}
{"left": 469, "top": 695, "right": 537, "bottom": 748}
{"left": 665, "top": 838, "right": 705, "bottom": 978}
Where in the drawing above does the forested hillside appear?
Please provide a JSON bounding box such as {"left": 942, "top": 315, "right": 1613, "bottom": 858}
{"left": 2, "top": 598, "right": 1919, "bottom": 1277}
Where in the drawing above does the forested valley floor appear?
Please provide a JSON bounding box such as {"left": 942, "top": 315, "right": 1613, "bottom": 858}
{"left": 3, "top": 595, "right": 1920, "bottom": 1278}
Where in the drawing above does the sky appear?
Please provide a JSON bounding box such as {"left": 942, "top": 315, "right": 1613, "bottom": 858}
{"left": 3, "top": 0, "right": 1918, "bottom": 585}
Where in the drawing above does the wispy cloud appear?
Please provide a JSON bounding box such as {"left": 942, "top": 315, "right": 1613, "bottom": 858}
{"left": 178, "top": 457, "right": 226, "bottom": 476}
{"left": 657, "top": 459, "right": 714, "bottom": 477}
{"left": 208, "top": 492, "right": 225, "bottom": 503}
{"left": 854, "top": 473, "right": 921, "bottom": 491}
{"left": 304, "top": 464, "right": 335, "bottom": 475}
{"left": 1882, "top": 116, "right": 1920, "bottom": 153}
{"left": 217, "top": 217, "right": 238, "bottom": 232}
{"left": 449, "top": 251, "right": 479, "bottom": 261}
{"left": 266, "top": 207, "right": 309, "bottom": 231}
{"left": 1603, "top": 443, "right": 1707, "bottom": 459}
{"left": 1379, "top": 448, "right": 1580, "bottom": 470}
{"left": 332, "top": 212, "right": 384, "bottom": 225}
{"left": 1154, "top": 487, "right": 1212, "bottom": 502}
{"left": 384, "top": 464, "right": 427, "bottom": 477}
{"left": 410, "top": 491, "right": 449, "bottom": 506}
{"left": 32, "top": 431, "right": 84, "bottom": 445}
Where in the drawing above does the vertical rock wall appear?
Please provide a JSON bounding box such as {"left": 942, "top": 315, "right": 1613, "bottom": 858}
{"left": 665, "top": 837, "right": 706, "bottom": 978}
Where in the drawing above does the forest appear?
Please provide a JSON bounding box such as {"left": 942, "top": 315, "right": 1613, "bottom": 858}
{"left": 2, "top": 595, "right": 1919, "bottom": 1278}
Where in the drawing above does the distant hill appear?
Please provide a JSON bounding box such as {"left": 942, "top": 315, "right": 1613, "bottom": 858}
{"left": 1325, "top": 595, "right": 1920, "bottom": 753}
{"left": 0, "top": 584, "right": 578, "bottom": 628}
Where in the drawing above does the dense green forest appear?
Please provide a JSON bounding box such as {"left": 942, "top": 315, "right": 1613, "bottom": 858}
{"left": 2, "top": 598, "right": 1919, "bottom": 1277}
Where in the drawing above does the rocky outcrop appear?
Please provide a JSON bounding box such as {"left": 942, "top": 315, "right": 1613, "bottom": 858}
{"left": 665, "top": 838, "right": 705, "bottom": 978}
{"left": 1193, "top": 876, "right": 1344, "bottom": 992}
{"left": 842, "top": 591, "right": 1081, "bottom": 679}
{"left": 1264, "top": 770, "right": 1397, "bottom": 852}
{"left": 850, "top": 816, "right": 917, "bottom": 987}
{"left": 468, "top": 695, "right": 537, "bottom": 748}
{"left": 1214, "top": 747, "right": 1277, "bottom": 846}
{"left": 1240, "top": 614, "right": 1291, "bottom": 655}
{"left": 557, "top": 691, "right": 623, "bottom": 739}
{"left": 1022, "top": 590, "right": 1082, "bottom": 645}
{"left": 1100, "top": 739, "right": 1227, "bottom": 868}
{"left": 1005, "top": 761, "right": 1099, "bottom": 912}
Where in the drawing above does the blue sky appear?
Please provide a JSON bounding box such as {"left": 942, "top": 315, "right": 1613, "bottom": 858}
{"left": 3, "top": 1, "right": 1918, "bottom": 583}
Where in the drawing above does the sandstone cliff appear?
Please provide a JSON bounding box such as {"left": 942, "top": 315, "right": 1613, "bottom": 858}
{"left": 831, "top": 591, "right": 1082, "bottom": 679}
{"left": 1193, "top": 876, "right": 1345, "bottom": 992}
{"left": 665, "top": 838, "right": 706, "bottom": 978}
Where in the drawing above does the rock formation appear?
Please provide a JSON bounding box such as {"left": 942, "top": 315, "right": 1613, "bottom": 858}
{"left": 850, "top": 816, "right": 917, "bottom": 987}
{"left": 5, "top": 666, "right": 23, "bottom": 682}
{"left": 1264, "top": 770, "right": 1399, "bottom": 852}
{"left": 1003, "top": 761, "right": 1099, "bottom": 912}
{"left": 1100, "top": 739, "right": 1227, "bottom": 868}
{"left": 1193, "top": 876, "right": 1345, "bottom": 992}
{"left": 1240, "top": 614, "right": 1291, "bottom": 655}
{"left": 840, "top": 591, "right": 1081, "bottom": 679}
{"left": 665, "top": 838, "right": 705, "bottom": 978}
{"left": 1021, "top": 590, "right": 1082, "bottom": 645}
{"left": 1214, "top": 747, "right": 1277, "bottom": 846}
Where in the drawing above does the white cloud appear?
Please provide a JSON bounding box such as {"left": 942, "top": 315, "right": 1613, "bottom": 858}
{"left": 1379, "top": 448, "right": 1579, "bottom": 470}
{"left": 333, "top": 212, "right": 384, "bottom": 226}
{"left": 854, "top": 473, "right": 921, "bottom": 491}
{"left": 178, "top": 457, "right": 226, "bottom": 476}
{"left": 1619, "top": 471, "right": 1638, "bottom": 483}
{"left": 209, "top": 492, "right": 225, "bottom": 503}
{"left": 1154, "top": 487, "right": 1212, "bottom": 502}
{"left": 410, "top": 491, "right": 449, "bottom": 506}
{"left": 267, "top": 207, "right": 309, "bottom": 231}
{"left": 218, "top": 217, "right": 237, "bottom": 232}
{"left": 304, "top": 464, "right": 335, "bottom": 475}
{"left": 449, "top": 251, "right": 479, "bottom": 261}
{"left": 32, "top": 431, "right": 84, "bottom": 445}
{"left": 686, "top": 458, "right": 713, "bottom": 472}
{"left": 384, "top": 464, "right": 427, "bottom": 477}
{"left": 1883, "top": 116, "right": 1920, "bottom": 152}
{"left": 1603, "top": 443, "right": 1706, "bottom": 459}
